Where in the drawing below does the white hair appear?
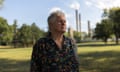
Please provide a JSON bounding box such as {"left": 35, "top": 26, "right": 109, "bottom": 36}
{"left": 47, "top": 10, "right": 65, "bottom": 31}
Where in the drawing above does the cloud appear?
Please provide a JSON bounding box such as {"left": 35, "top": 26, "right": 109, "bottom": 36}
{"left": 49, "top": 7, "right": 62, "bottom": 13}
{"left": 85, "top": 1, "right": 92, "bottom": 7}
{"left": 69, "top": 1, "right": 80, "bottom": 10}
{"left": 49, "top": 7, "right": 72, "bottom": 18}
{"left": 85, "top": 0, "right": 120, "bottom": 9}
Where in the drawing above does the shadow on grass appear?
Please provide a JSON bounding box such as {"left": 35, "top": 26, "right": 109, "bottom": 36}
{"left": 0, "top": 59, "right": 30, "bottom": 72}
{"left": 78, "top": 43, "right": 120, "bottom": 47}
{"left": 79, "top": 51, "right": 120, "bottom": 72}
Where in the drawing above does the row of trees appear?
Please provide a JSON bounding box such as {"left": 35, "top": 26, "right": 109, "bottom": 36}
{"left": 0, "top": 1, "right": 45, "bottom": 47}
{"left": 0, "top": 17, "right": 45, "bottom": 47}
{"left": 94, "top": 7, "right": 120, "bottom": 44}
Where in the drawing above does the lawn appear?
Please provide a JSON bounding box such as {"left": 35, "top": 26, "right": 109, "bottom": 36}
{"left": 0, "top": 42, "right": 120, "bottom": 72}
{"left": 0, "top": 47, "right": 32, "bottom": 72}
{"left": 78, "top": 42, "right": 120, "bottom": 72}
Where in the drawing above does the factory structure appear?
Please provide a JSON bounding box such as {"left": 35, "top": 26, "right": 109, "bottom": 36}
{"left": 68, "top": 9, "right": 94, "bottom": 41}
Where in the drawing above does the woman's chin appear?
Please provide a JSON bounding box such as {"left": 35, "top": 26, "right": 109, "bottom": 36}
{"left": 57, "top": 30, "right": 66, "bottom": 33}
{"left": 61, "top": 30, "right": 66, "bottom": 33}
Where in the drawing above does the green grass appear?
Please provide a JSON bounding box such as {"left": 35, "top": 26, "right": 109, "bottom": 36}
{"left": 78, "top": 43, "right": 120, "bottom": 72}
{"left": 0, "top": 42, "right": 120, "bottom": 72}
{"left": 0, "top": 47, "right": 32, "bottom": 72}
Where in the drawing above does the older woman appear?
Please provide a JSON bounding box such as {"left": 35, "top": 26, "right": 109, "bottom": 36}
{"left": 30, "top": 10, "right": 79, "bottom": 72}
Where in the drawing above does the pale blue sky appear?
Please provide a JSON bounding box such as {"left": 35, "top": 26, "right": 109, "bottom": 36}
{"left": 0, "top": 0, "right": 119, "bottom": 32}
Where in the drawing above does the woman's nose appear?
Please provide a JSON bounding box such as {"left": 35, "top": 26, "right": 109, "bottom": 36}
{"left": 61, "top": 21, "right": 66, "bottom": 25}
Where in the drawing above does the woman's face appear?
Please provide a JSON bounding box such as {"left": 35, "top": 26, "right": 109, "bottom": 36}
{"left": 51, "top": 15, "right": 66, "bottom": 33}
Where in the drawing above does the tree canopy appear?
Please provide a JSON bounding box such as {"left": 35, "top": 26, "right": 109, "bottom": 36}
{"left": 94, "top": 19, "right": 113, "bottom": 43}
{"left": 0, "top": 17, "right": 13, "bottom": 45}
{"left": 0, "top": 17, "right": 45, "bottom": 47}
{"left": 94, "top": 7, "right": 120, "bottom": 44}
{"left": 108, "top": 7, "right": 120, "bottom": 44}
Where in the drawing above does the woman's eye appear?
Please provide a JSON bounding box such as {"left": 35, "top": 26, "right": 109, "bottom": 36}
{"left": 58, "top": 22, "right": 61, "bottom": 24}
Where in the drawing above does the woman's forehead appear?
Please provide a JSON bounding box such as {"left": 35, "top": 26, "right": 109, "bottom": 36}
{"left": 56, "top": 15, "right": 66, "bottom": 19}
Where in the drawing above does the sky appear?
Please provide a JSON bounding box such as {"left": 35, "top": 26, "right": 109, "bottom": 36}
{"left": 0, "top": 0, "right": 120, "bottom": 32}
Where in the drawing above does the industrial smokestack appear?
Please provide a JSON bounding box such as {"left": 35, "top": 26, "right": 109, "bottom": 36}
{"left": 88, "top": 20, "right": 91, "bottom": 37}
{"left": 75, "top": 9, "right": 79, "bottom": 32}
{"left": 79, "top": 13, "right": 81, "bottom": 34}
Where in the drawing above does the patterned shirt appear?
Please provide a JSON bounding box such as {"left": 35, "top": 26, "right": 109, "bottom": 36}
{"left": 30, "top": 36, "right": 79, "bottom": 72}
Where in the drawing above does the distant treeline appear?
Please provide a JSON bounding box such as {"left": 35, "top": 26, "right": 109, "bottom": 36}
{"left": 0, "top": 18, "right": 45, "bottom": 47}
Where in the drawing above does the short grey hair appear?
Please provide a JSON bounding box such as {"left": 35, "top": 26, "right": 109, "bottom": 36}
{"left": 47, "top": 10, "right": 65, "bottom": 25}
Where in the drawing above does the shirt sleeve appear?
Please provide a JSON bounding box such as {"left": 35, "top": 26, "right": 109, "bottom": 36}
{"left": 30, "top": 40, "right": 42, "bottom": 72}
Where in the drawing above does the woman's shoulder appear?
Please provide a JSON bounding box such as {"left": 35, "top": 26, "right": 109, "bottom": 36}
{"left": 37, "top": 37, "right": 48, "bottom": 43}
{"left": 33, "top": 37, "right": 48, "bottom": 48}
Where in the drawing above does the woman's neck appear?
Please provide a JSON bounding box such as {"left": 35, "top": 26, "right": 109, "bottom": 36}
{"left": 51, "top": 32, "right": 64, "bottom": 49}
{"left": 51, "top": 32, "right": 64, "bottom": 41}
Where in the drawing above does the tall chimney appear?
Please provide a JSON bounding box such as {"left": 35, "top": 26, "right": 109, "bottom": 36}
{"left": 79, "top": 13, "right": 81, "bottom": 35}
{"left": 75, "top": 9, "right": 79, "bottom": 32}
{"left": 88, "top": 20, "right": 91, "bottom": 37}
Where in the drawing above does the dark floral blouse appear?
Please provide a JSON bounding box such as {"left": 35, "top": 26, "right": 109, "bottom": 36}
{"left": 30, "top": 36, "right": 79, "bottom": 72}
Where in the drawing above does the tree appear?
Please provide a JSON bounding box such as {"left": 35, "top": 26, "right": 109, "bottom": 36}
{"left": 103, "top": 7, "right": 120, "bottom": 44}
{"left": 31, "top": 23, "right": 45, "bottom": 44}
{"left": 74, "top": 31, "right": 81, "bottom": 42}
{"left": 17, "top": 23, "right": 45, "bottom": 47}
{"left": 12, "top": 20, "right": 18, "bottom": 48}
{"left": 18, "top": 24, "right": 32, "bottom": 47}
{"left": 94, "top": 19, "right": 113, "bottom": 43}
{"left": 0, "top": 17, "right": 14, "bottom": 45}
{"left": 109, "top": 8, "right": 120, "bottom": 44}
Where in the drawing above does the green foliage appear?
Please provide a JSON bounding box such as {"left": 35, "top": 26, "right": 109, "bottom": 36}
{"left": 74, "top": 31, "right": 81, "bottom": 42}
{"left": 105, "top": 7, "right": 120, "bottom": 44}
{"left": 0, "top": 17, "right": 45, "bottom": 47}
{"left": 95, "top": 7, "right": 120, "bottom": 44}
{"left": 16, "top": 23, "right": 45, "bottom": 47}
{"left": 31, "top": 23, "right": 45, "bottom": 44}
{"left": 94, "top": 19, "right": 113, "bottom": 43}
{"left": 17, "top": 24, "right": 32, "bottom": 47}
{"left": 0, "top": 17, "right": 14, "bottom": 45}
{"left": 109, "top": 8, "right": 120, "bottom": 34}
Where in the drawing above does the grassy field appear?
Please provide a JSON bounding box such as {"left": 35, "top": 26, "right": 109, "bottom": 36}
{"left": 78, "top": 42, "right": 120, "bottom": 72}
{"left": 0, "top": 42, "right": 120, "bottom": 72}
{"left": 0, "top": 47, "right": 32, "bottom": 72}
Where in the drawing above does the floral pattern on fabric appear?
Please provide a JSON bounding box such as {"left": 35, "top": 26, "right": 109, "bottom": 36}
{"left": 30, "top": 36, "right": 79, "bottom": 72}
